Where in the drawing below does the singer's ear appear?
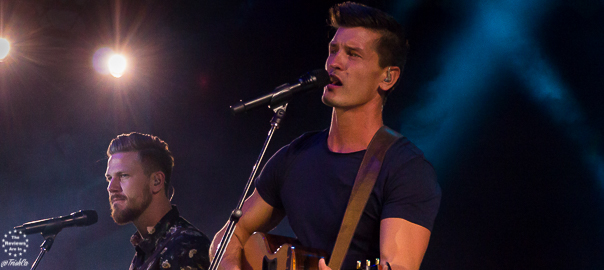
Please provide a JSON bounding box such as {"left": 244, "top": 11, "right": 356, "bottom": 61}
{"left": 378, "top": 66, "right": 400, "bottom": 92}
{"left": 150, "top": 171, "right": 165, "bottom": 194}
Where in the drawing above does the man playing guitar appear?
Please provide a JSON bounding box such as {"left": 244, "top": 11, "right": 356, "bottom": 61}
{"left": 211, "top": 2, "right": 441, "bottom": 270}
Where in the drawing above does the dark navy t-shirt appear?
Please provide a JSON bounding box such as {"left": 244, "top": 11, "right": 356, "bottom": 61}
{"left": 255, "top": 130, "right": 441, "bottom": 268}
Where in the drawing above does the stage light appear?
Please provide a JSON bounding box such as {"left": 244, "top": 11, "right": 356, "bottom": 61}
{"left": 108, "top": 54, "right": 127, "bottom": 78}
{"left": 0, "top": 38, "right": 9, "bottom": 61}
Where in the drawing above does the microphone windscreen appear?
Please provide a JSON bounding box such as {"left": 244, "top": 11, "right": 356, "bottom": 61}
{"left": 307, "top": 69, "right": 330, "bottom": 87}
{"left": 77, "top": 210, "right": 99, "bottom": 226}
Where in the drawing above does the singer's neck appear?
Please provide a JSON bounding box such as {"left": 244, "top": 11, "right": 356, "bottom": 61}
{"left": 327, "top": 105, "right": 383, "bottom": 153}
{"left": 133, "top": 198, "right": 172, "bottom": 238}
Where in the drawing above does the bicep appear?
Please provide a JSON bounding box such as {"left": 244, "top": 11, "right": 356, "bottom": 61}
{"left": 380, "top": 218, "right": 431, "bottom": 270}
{"left": 382, "top": 156, "right": 440, "bottom": 231}
{"left": 235, "top": 189, "right": 285, "bottom": 244}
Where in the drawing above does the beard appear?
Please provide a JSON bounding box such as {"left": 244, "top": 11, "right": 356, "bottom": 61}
{"left": 110, "top": 189, "right": 152, "bottom": 225}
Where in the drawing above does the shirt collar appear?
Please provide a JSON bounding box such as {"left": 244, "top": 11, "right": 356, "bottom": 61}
{"left": 130, "top": 205, "right": 180, "bottom": 254}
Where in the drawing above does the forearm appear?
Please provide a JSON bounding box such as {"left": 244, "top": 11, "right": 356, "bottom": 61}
{"left": 210, "top": 224, "right": 249, "bottom": 269}
{"left": 385, "top": 263, "right": 413, "bottom": 270}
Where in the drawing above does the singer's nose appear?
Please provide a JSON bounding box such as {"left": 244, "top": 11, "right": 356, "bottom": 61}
{"left": 326, "top": 51, "right": 345, "bottom": 72}
{"left": 107, "top": 177, "right": 121, "bottom": 193}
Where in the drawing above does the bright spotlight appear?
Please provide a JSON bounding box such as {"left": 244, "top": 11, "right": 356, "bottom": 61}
{"left": 108, "top": 54, "right": 127, "bottom": 78}
{"left": 0, "top": 38, "right": 10, "bottom": 61}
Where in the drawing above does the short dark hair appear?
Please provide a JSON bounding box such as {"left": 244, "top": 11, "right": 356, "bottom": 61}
{"left": 329, "top": 2, "right": 409, "bottom": 71}
{"left": 107, "top": 132, "right": 174, "bottom": 197}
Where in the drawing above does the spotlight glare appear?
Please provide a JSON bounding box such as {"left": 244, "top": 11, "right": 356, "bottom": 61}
{"left": 108, "top": 54, "right": 127, "bottom": 78}
{"left": 0, "top": 38, "right": 10, "bottom": 61}
{"left": 93, "top": 47, "right": 113, "bottom": 74}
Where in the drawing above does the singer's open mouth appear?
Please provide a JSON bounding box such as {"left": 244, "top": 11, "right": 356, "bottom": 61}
{"left": 329, "top": 75, "right": 342, "bottom": 86}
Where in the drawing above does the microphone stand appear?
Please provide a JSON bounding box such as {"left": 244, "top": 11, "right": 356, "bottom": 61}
{"left": 30, "top": 225, "right": 62, "bottom": 270}
{"left": 209, "top": 104, "right": 288, "bottom": 270}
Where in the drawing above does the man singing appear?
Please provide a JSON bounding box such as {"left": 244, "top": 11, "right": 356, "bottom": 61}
{"left": 106, "top": 132, "right": 211, "bottom": 270}
{"left": 212, "top": 2, "right": 441, "bottom": 270}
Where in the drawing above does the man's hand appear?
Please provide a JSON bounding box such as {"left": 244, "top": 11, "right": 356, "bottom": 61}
{"left": 319, "top": 258, "right": 332, "bottom": 270}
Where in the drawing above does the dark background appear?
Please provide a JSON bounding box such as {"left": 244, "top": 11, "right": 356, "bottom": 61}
{"left": 0, "top": 0, "right": 603, "bottom": 269}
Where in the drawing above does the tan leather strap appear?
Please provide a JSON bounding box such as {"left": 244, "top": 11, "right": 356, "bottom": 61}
{"left": 328, "top": 126, "right": 402, "bottom": 270}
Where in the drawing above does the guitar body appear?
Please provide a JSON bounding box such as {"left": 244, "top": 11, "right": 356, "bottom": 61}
{"left": 242, "top": 232, "right": 330, "bottom": 270}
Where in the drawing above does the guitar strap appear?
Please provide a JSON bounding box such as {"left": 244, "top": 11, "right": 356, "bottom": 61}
{"left": 328, "top": 126, "right": 402, "bottom": 270}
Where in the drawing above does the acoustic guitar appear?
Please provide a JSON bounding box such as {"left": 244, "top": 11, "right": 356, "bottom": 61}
{"left": 242, "top": 232, "right": 383, "bottom": 270}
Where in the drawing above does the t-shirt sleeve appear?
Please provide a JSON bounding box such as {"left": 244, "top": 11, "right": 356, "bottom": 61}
{"left": 254, "top": 145, "right": 289, "bottom": 209}
{"left": 381, "top": 155, "right": 441, "bottom": 231}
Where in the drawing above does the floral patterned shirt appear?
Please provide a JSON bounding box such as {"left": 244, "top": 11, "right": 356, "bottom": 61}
{"left": 129, "top": 206, "right": 210, "bottom": 270}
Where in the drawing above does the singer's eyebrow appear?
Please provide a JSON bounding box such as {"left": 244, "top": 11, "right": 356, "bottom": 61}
{"left": 347, "top": 46, "right": 363, "bottom": 53}
{"left": 329, "top": 42, "right": 363, "bottom": 53}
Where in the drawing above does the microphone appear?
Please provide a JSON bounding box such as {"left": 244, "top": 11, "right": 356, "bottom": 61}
{"left": 230, "top": 69, "right": 330, "bottom": 114}
{"left": 14, "top": 210, "right": 98, "bottom": 235}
